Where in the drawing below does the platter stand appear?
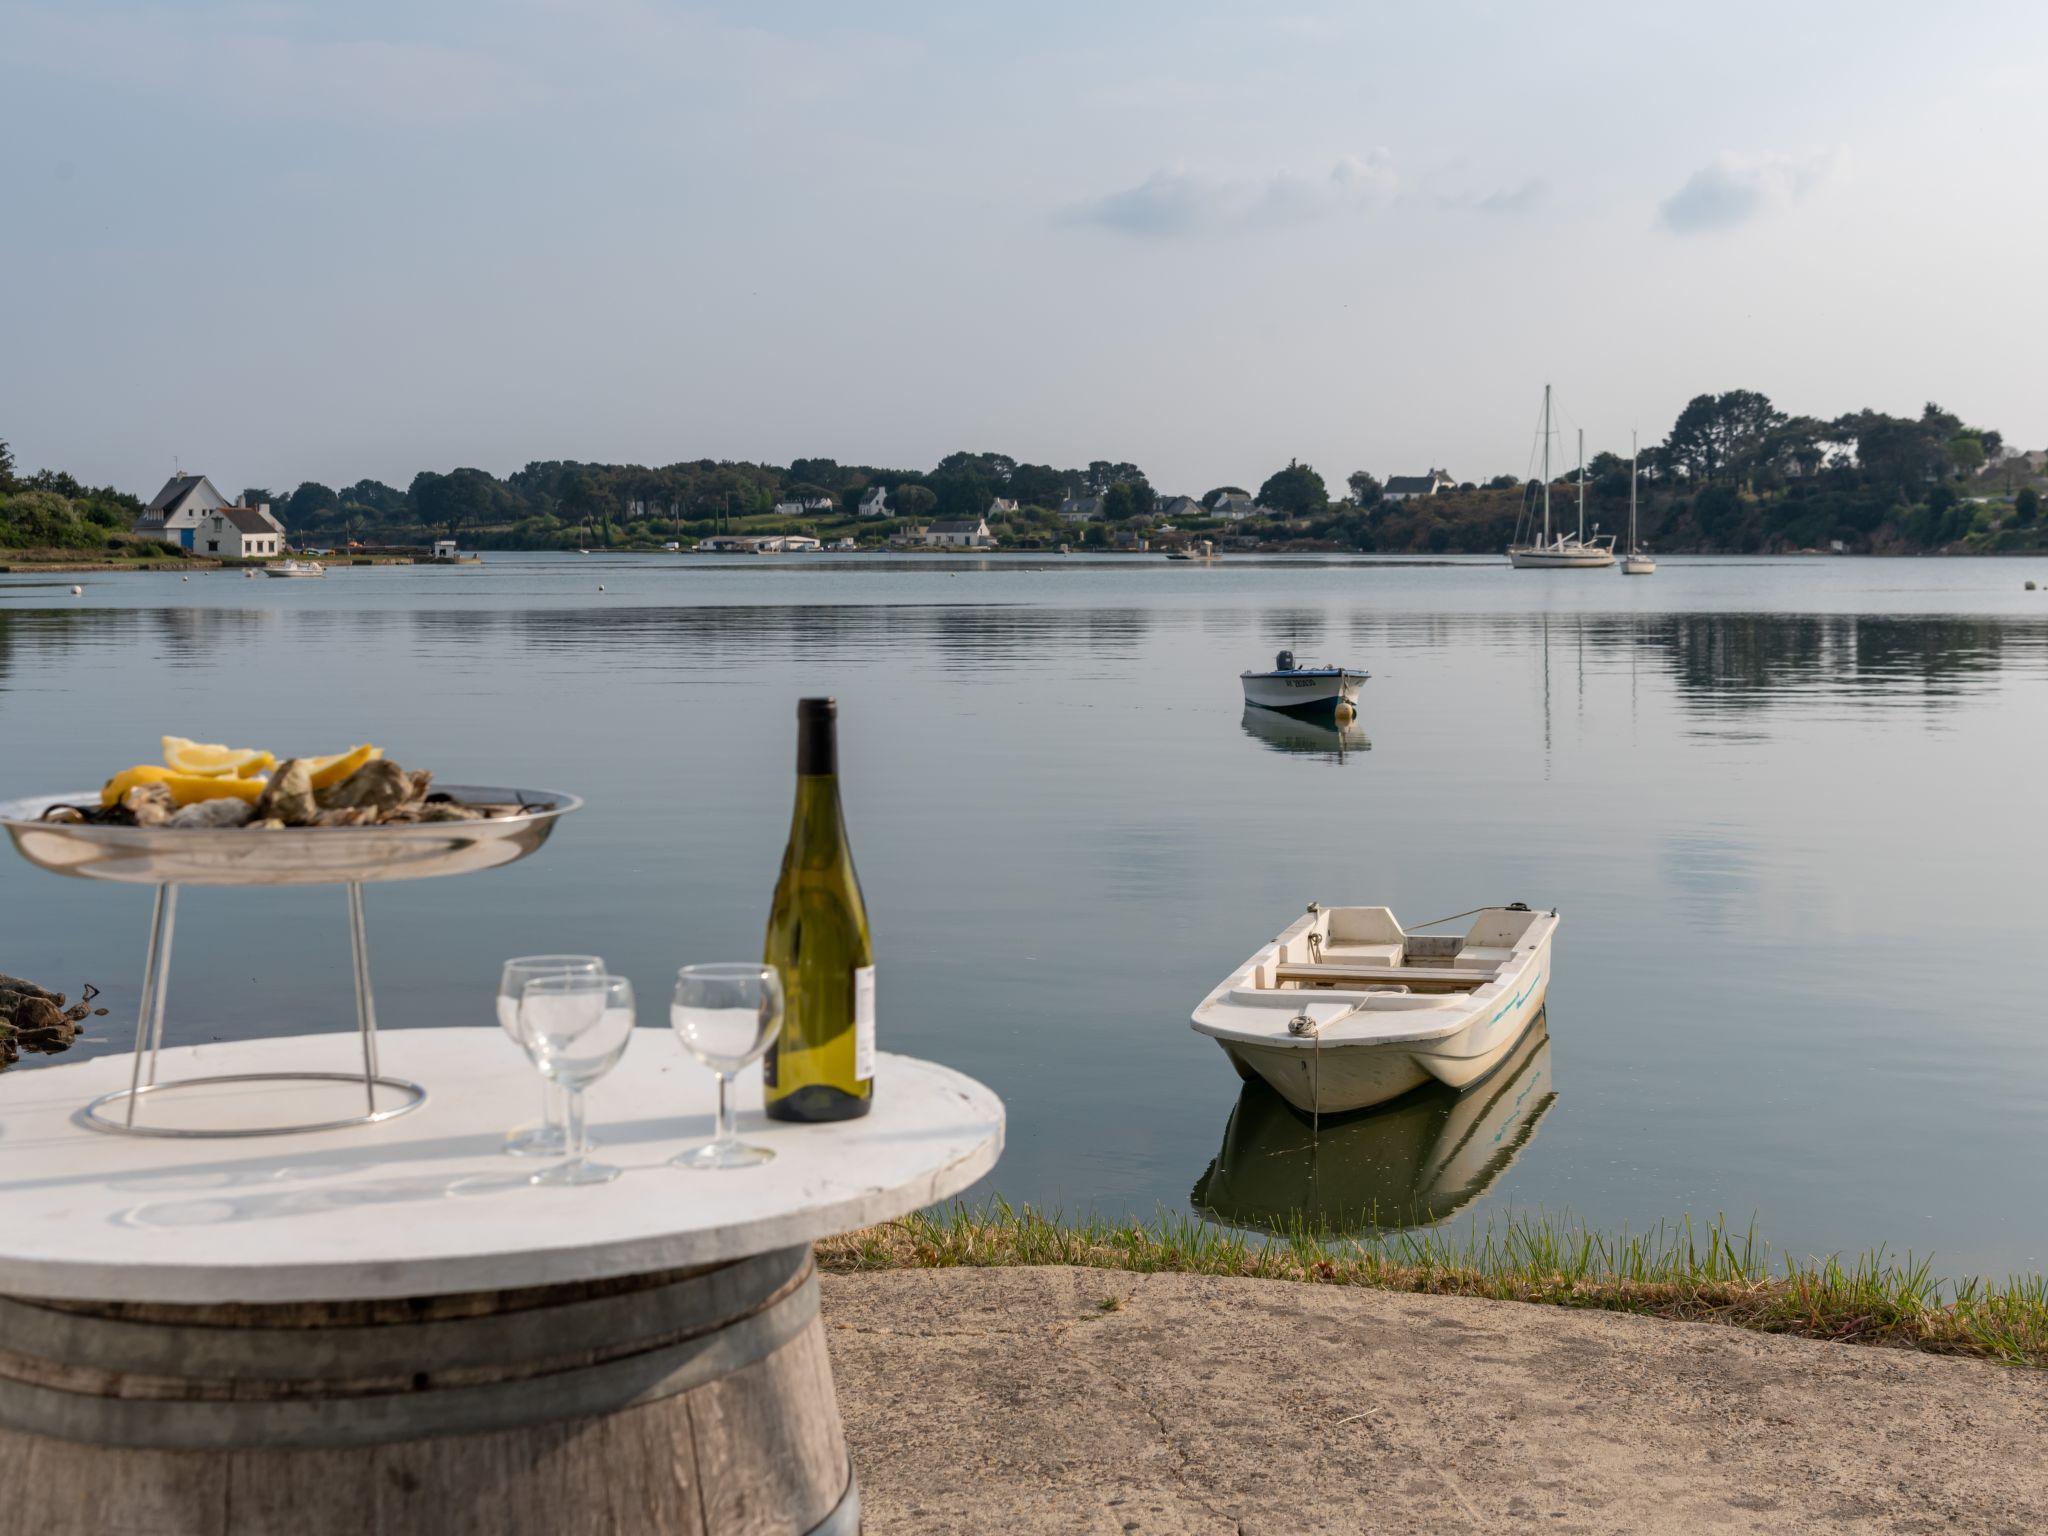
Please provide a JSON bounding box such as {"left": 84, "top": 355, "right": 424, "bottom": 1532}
{"left": 0, "top": 783, "right": 581, "bottom": 1139}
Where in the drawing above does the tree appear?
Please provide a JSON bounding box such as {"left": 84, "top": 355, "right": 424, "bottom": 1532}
{"left": 893, "top": 484, "right": 937, "bottom": 518}
{"left": 285, "top": 481, "right": 339, "bottom": 524}
{"left": 1257, "top": 460, "right": 1328, "bottom": 518}
{"left": 239, "top": 487, "right": 274, "bottom": 510}
{"left": 1084, "top": 461, "right": 1146, "bottom": 495}
{"left": 1101, "top": 479, "right": 1156, "bottom": 522}
{"left": 1346, "top": 470, "right": 1382, "bottom": 507}
{"left": 2015, "top": 488, "right": 2040, "bottom": 526}
{"left": 1947, "top": 433, "right": 1987, "bottom": 480}
{"left": 0, "top": 439, "right": 15, "bottom": 494}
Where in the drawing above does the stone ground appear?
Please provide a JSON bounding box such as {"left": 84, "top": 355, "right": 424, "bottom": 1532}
{"left": 822, "top": 1267, "right": 2048, "bottom": 1535}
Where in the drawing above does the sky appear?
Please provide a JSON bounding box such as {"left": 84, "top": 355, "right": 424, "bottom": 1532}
{"left": 5, "top": 0, "right": 2045, "bottom": 499}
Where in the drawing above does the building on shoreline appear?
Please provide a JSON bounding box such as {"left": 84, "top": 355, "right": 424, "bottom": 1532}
{"left": 1057, "top": 495, "right": 1103, "bottom": 523}
{"left": 1383, "top": 470, "right": 1455, "bottom": 503}
{"left": 919, "top": 517, "right": 995, "bottom": 549}
{"left": 1211, "top": 492, "right": 1264, "bottom": 521}
{"left": 858, "top": 487, "right": 890, "bottom": 518}
{"left": 132, "top": 473, "right": 285, "bottom": 553}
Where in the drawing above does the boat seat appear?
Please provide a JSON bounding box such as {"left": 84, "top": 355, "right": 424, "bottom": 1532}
{"left": 1314, "top": 942, "right": 1402, "bottom": 967}
{"left": 1451, "top": 946, "right": 1516, "bottom": 969}
{"left": 1273, "top": 963, "right": 1496, "bottom": 990}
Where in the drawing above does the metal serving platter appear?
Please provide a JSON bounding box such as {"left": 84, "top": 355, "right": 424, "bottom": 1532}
{"left": 0, "top": 786, "right": 582, "bottom": 887}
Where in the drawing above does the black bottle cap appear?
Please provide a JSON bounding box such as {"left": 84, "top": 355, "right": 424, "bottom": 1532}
{"left": 795, "top": 697, "right": 838, "bottom": 775}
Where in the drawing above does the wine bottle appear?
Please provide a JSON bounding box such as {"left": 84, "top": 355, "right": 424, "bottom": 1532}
{"left": 763, "top": 697, "right": 874, "bottom": 1121}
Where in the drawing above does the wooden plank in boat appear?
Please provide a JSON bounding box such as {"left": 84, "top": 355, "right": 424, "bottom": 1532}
{"left": 1272, "top": 963, "right": 1497, "bottom": 989}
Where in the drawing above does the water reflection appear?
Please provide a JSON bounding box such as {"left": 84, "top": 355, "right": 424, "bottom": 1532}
{"left": 1191, "top": 1016, "right": 1555, "bottom": 1235}
{"left": 1238, "top": 705, "right": 1371, "bottom": 761}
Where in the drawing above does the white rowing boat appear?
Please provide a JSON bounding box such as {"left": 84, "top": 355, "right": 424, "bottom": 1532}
{"left": 1190, "top": 903, "right": 1556, "bottom": 1114}
{"left": 262, "top": 559, "right": 325, "bottom": 579}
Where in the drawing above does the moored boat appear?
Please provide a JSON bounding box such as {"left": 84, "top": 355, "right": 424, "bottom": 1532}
{"left": 263, "top": 559, "right": 325, "bottom": 579}
{"left": 1239, "top": 650, "right": 1367, "bottom": 717}
{"left": 1508, "top": 384, "right": 1615, "bottom": 569}
{"left": 1191, "top": 903, "right": 1556, "bottom": 1115}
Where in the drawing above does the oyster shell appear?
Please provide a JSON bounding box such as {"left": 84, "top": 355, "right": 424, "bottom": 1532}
{"left": 166, "top": 798, "right": 256, "bottom": 830}
{"left": 417, "top": 802, "right": 485, "bottom": 823}
{"left": 121, "top": 784, "right": 176, "bottom": 826}
{"left": 319, "top": 759, "right": 427, "bottom": 815}
{"left": 253, "top": 759, "right": 318, "bottom": 826}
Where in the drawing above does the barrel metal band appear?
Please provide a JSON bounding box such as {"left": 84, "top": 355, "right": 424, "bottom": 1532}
{"left": 0, "top": 1257, "right": 817, "bottom": 1450}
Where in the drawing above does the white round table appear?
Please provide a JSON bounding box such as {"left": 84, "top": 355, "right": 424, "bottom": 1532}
{"left": 0, "top": 1028, "right": 1004, "bottom": 1536}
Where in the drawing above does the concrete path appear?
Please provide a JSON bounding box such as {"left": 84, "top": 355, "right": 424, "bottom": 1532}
{"left": 822, "top": 1267, "right": 2048, "bottom": 1534}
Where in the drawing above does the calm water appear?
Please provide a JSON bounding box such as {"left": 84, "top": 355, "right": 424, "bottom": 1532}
{"left": 5, "top": 553, "right": 2047, "bottom": 1276}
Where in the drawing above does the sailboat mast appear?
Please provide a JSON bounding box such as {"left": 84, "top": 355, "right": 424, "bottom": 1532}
{"left": 1541, "top": 385, "right": 1552, "bottom": 544}
{"left": 1577, "top": 428, "right": 1586, "bottom": 544}
{"left": 1629, "top": 430, "right": 1638, "bottom": 552}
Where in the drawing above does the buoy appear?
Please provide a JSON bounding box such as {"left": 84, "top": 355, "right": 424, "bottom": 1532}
{"left": 597, "top": 585, "right": 606, "bottom": 592}
{"left": 2029, "top": 580, "right": 2038, "bottom": 591}
{"left": 245, "top": 570, "right": 256, "bottom": 579}
{"left": 70, "top": 585, "right": 82, "bottom": 596}
{"left": 181, "top": 575, "right": 189, "bottom": 582}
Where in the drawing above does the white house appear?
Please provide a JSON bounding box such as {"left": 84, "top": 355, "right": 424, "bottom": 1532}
{"left": 132, "top": 473, "right": 232, "bottom": 548}
{"left": 857, "top": 486, "right": 890, "bottom": 518}
{"left": 1156, "top": 495, "right": 1204, "bottom": 522}
{"left": 771, "top": 498, "right": 835, "bottom": 517}
{"left": 1382, "top": 469, "right": 1456, "bottom": 503}
{"left": 921, "top": 517, "right": 994, "bottom": 548}
{"left": 1057, "top": 494, "right": 1103, "bottom": 523}
{"left": 192, "top": 507, "right": 284, "bottom": 560}
{"left": 986, "top": 497, "right": 1019, "bottom": 517}
{"left": 780, "top": 534, "right": 823, "bottom": 552}
{"left": 1211, "top": 492, "right": 1263, "bottom": 521}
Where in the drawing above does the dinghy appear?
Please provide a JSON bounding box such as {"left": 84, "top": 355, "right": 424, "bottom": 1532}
{"left": 1191, "top": 903, "right": 1556, "bottom": 1114}
{"left": 1239, "top": 650, "right": 1367, "bottom": 717}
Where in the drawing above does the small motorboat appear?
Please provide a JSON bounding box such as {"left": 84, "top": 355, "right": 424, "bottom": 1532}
{"left": 1239, "top": 650, "right": 1367, "bottom": 717}
{"left": 263, "top": 559, "right": 325, "bottom": 578}
{"left": 1191, "top": 903, "right": 1556, "bottom": 1115}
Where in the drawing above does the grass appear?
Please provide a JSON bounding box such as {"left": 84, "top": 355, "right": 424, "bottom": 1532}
{"left": 815, "top": 1200, "right": 2048, "bottom": 1369}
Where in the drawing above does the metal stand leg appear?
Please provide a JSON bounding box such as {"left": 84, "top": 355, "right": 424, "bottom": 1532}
{"left": 346, "top": 882, "right": 379, "bottom": 1116}
{"left": 84, "top": 882, "right": 424, "bottom": 1139}
{"left": 124, "top": 884, "right": 178, "bottom": 1128}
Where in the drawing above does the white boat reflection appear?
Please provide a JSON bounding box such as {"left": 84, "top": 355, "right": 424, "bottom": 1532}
{"left": 1239, "top": 704, "right": 1371, "bottom": 761}
{"left": 1191, "top": 1013, "right": 1554, "bottom": 1235}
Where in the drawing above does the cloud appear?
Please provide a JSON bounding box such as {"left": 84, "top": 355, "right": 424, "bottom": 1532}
{"left": 1066, "top": 151, "right": 1396, "bottom": 239}
{"left": 1656, "top": 150, "right": 1840, "bottom": 234}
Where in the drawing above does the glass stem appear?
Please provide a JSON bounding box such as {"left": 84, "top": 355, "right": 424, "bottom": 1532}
{"left": 716, "top": 1072, "right": 734, "bottom": 1146}
{"left": 564, "top": 1086, "right": 588, "bottom": 1163}
{"left": 541, "top": 1077, "right": 560, "bottom": 1130}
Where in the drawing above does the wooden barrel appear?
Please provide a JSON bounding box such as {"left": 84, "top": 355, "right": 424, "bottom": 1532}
{"left": 0, "top": 1245, "right": 856, "bottom": 1535}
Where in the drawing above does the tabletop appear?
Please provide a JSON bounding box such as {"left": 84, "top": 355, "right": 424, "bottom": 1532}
{"left": 0, "top": 1029, "right": 1003, "bottom": 1303}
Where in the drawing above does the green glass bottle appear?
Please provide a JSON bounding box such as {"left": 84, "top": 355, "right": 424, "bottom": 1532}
{"left": 763, "top": 697, "right": 874, "bottom": 1121}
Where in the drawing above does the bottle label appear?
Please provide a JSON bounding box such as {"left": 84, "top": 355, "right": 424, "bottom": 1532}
{"left": 854, "top": 965, "right": 875, "bottom": 1082}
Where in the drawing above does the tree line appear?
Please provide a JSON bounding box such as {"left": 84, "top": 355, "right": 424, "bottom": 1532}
{"left": 3, "top": 388, "right": 2041, "bottom": 556}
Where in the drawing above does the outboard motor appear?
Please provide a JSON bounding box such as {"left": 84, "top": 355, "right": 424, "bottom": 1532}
{"left": 1275, "top": 649, "right": 1295, "bottom": 672}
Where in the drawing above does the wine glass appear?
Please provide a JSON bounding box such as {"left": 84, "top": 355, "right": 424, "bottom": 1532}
{"left": 520, "top": 972, "right": 635, "bottom": 1186}
{"left": 497, "top": 955, "right": 604, "bottom": 1156}
{"left": 669, "top": 964, "right": 783, "bottom": 1170}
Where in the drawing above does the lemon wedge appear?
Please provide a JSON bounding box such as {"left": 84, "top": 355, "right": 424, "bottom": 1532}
{"left": 162, "top": 736, "right": 276, "bottom": 779}
{"left": 304, "top": 744, "right": 381, "bottom": 790}
{"left": 104, "top": 765, "right": 269, "bottom": 808}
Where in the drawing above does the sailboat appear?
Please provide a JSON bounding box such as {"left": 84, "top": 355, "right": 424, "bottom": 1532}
{"left": 1508, "top": 385, "right": 1616, "bottom": 569}
{"left": 1621, "top": 430, "right": 1656, "bottom": 574}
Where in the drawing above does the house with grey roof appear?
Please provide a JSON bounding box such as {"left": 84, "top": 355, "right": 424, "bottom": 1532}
{"left": 857, "top": 486, "right": 890, "bottom": 518}
{"left": 1382, "top": 469, "right": 1455, "bottom": 503}
{"left": 132, "top": 474, "right": 231, "bottom": 548}
{"left": 192, "top": 507, "right": 284, "bottom": 560}
{"left": 132, "top": 473, "right": 285, "bottom": 551}
{"left": 1056, "top": 495, "right": 1103, "bottom": 523}
{"left": 1210, "top": 492, "right": 1264, "bottom": 521}
{"left": 919, "top": 517, "right": 994, "bottom": 548}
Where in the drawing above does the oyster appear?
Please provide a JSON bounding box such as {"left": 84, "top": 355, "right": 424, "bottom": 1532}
{"left": 121, "top": 783, "right": 176, "bottom": 826}
{"left": 166, "top": 798, "right": 256, "bottom": 830}
{"left": 417, "top": 802, "right": 485, "bottom": 823}
{"left": 253, "top": 759, "right": 318, "bottom": 826}
{"left": 319, "top": 759, "right": 428, "bottom": 815}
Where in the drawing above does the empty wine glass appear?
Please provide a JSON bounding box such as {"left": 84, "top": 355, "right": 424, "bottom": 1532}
{"left": 520, "top": 972, "right": 635, "bottom": 1186}
{"left": 669, "top": 964, "right": 783, "bottom": 1170}
{"left": 497, "top": 955, "right": 604, "bottom": 1156}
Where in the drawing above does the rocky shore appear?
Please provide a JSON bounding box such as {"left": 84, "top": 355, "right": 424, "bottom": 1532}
{"left": 0, "top": 973, "right": 100, "bottom": 1069}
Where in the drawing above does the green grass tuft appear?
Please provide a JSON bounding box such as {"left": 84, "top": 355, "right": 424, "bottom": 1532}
{"left": 815, "top": 1200, "right": 2048, "bottom": 1369}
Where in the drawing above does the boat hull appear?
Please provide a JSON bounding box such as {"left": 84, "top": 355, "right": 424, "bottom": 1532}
{"left": 1621, "top": 556, "right": 1656, "bottom": 574}
{"left": 1239, "top": 670, "right": 1366, "bottom": 716}
{"left": 1508, "top": 546, "right": 1615, "bottom": 569}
